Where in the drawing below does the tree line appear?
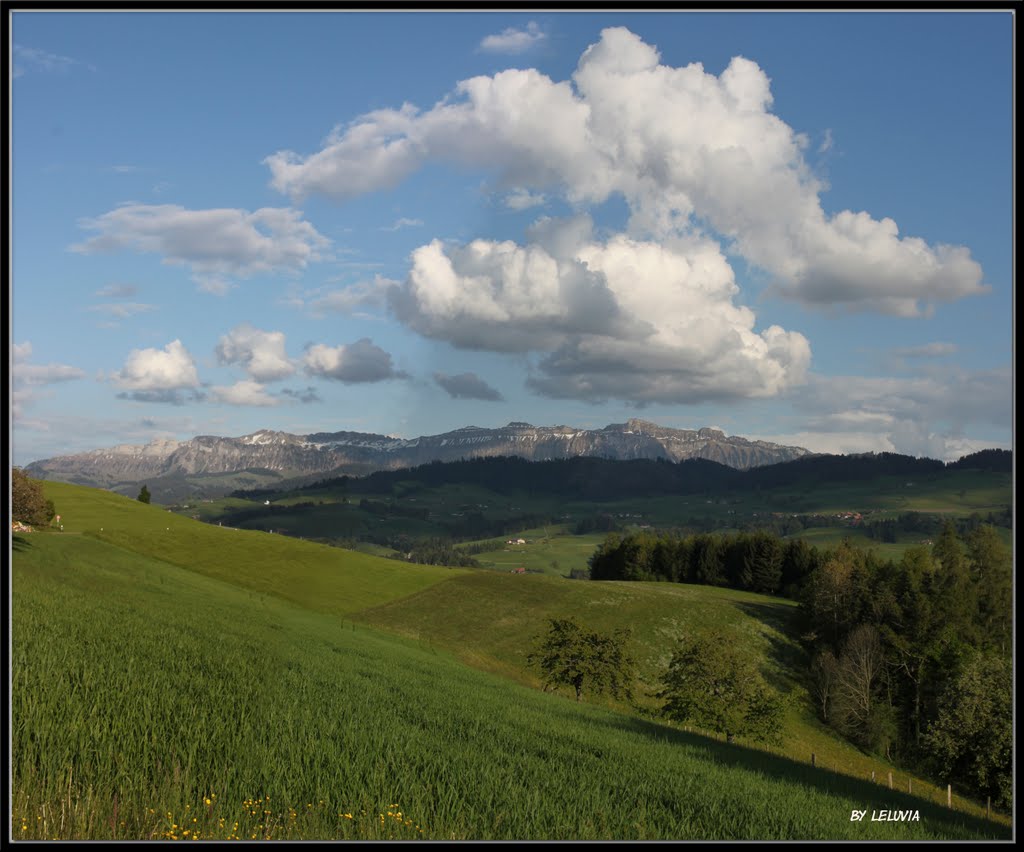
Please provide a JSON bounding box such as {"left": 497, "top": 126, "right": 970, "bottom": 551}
{"left": 588, "top": 529, "right": 820, "bottom": 598}
{"left": 585, "top": 523, "right": 1012, "bottom": 810}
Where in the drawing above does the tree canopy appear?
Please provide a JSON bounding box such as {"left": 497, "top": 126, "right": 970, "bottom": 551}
{"left": 527, "top": 617, "right": 634, "bottom": 703}
{"left": 12, "top": 468, "right": 53, "bottom": 526}
{"left": 656, "top": 631, "right": 784, "bottom": 744}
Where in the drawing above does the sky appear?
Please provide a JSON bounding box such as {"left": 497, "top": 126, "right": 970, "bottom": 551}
{"left": 9, "top": 10, "right": 1014, "bottom": 467}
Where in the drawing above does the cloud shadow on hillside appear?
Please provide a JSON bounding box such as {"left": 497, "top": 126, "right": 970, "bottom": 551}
{"left": 598, "top": 714, "right": 1008, "bottom": 839}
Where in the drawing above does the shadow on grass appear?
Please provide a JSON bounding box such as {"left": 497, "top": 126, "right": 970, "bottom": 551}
{"left": 733, "top": 600, "right": 811, "bottom": 694}
{"left": 603, "top": 714, "right": 1010, "bottom": 839}
{"left": 13, "top": 534, "right": 33, "bottom": 552}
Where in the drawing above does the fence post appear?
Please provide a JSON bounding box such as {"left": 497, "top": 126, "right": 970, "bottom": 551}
{"left": 871, "top": 770, "right": 875, "bottom": 783}
{"left": 811, "top": 753, "right": 815, "bottom": 767}
{"left": 947, "top": 784, "right": 951, "bottom": 808}
{"left": 987, "top": 796, "right": 991, "bottom": 819}
{"left": 888, "top": 772, "right": 893, "bottom": 790}
{"left": 908, "top": 778, "right": 912, "bottom": 795}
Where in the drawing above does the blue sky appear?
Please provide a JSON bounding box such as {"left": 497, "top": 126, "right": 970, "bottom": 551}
{"left": 10, "top": 10, "right": 1013, "bottom": 466}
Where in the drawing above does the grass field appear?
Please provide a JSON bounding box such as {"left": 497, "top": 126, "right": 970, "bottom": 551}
{"left": 11, "top": 481, "right": 1012, "bottom": 840}
{"left": 39, "top": 481, "right": 463, "bottom": 617}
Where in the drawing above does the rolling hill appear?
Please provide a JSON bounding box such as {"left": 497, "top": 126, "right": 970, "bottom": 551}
{"left": 10, "top": 481, "right": 1011, "bottom": 840}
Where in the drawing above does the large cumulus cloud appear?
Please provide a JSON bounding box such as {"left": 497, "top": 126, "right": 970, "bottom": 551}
{"left": 383, "top": 216, "right": 810, "bottom": 404}
{"left": 267, "top": 27, "right": 985, "bottom": 318}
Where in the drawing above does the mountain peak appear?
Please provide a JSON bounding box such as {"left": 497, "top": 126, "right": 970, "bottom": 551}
{"left": 25, "top": 419, "right": 811, "bottom": 501}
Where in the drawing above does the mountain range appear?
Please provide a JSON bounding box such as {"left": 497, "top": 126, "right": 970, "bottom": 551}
{"left": 24, "top": 419, "right": 812, "bottom": 501}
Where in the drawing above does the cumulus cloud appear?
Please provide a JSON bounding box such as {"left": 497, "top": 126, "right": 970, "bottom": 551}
{"left": 110, "top": 339, "right": 200, "bottom": 404}
{"left": 215, "top": 324, "right": 295, "bottom": 382}
{"left": 434, "top": 371, "right": 504, "bottom": 401}
{"left": 384, "top": 216, "right": 810, "bottom": 404}
{"left": 266, "top": 27, "right": 986, "bottom": 316}
{"left": 208, "top": 379, "right": 280, "bottom": 407}
{"left": 71, "top": 204, "right": 331, "bottom": 292}
{"left": 479, "top": 21, "right": 547, "bottom": 54}
{"left": 302, "top": 338, "right": 406, "bottom": 383}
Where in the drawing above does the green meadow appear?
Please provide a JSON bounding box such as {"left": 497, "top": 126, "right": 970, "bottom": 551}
{"left": 10, "top": 482, "right": 1012, "bottom": 840}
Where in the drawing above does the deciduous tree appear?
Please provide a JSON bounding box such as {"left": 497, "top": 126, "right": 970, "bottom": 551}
{"left": 656, "top": 631, "right": 784, "bottom": 744}
{"left": 12, "top": 468, "right": 50, "bottom": 525}
{"left": 924, "top": 651, "right": 1012, "bottom": 809}
{"left": 528, "top": 617, "right": 634, "bottom": 703}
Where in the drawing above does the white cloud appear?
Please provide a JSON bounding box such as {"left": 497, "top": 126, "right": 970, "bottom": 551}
{"left": 309, "top": 276, "right": 393, "bottom": 316}
{"left": 71, "top": 204, "right": 331, "bottom": 292}
{"left": 504, "top": 188, "right": 546, "bottom": 210}
{"left": 95, "top": 283, "right": 138, "bottom": 298}
{"left": 266, "top": 27, "right": 986, "bottom": 316}
{"left": 208, "top": 380, "right": 280, "bottom": 407}
{"left": 302, "top": 338, "right": 405, "bottom": 383}
{"left": 13, "top": 44, "right": 95, "bottom": 78}
{"left": 215, "top": 324, "right": 295, "bottom": 382}
{"left": 765, "top": 366, "right": 1012, "bottom": 460}
{"left": 111, "top": 339, "right": 200, "bottom": 397}
{"left": 12, "top": 341, "right": 87, "bottom": 385}
{"left": 434, "top": 372, "right": 504, "bottom": 401}
{"left": 890, "top": 341, "right": 959, "bottom": 358}
{"left": 86, "top": 302, "right": 157, "bottom": 319}
{"left": 382, "top": 217, "right": 424, "bottom": 231}
{"left": 387, "top": 217, "right": 810, "bottom": 404}
{"left": 818, "top": 128, "right": 834, "bottom": 154}
{"left": 479, "top": 21, "right": 547, "bottom": 54}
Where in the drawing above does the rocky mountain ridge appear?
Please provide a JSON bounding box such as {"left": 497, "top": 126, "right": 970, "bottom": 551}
{"left": 24, "top": 419, "right": 811, "bottom": 499}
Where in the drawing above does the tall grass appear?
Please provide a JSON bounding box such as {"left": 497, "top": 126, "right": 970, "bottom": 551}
{"left": 12, "top": 533, "right": 1007, "bottom": 840}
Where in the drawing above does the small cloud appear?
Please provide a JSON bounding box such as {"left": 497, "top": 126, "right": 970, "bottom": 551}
{"left": 71, "top": 204, "right": 331, "bottom": 292}
{"left": 216, "top": 324, "right": 295, "bottom": 382}
{"left": 890, "top": 342, "right": 959, "bottom": 358}
{"left": 504, "top": 188, "right": 546, "bottom": 210}
{"left": 818, "top": 128, "right": 834, "bottom": 154}
{"left": 86, "top": 302, "right": 157, "bottom": 320}
{"left": 382, "top": 217, "right": 424, "bottom": 231}
{"left": 108, "top": 165, "right": 144, "bottom": 174}
{"left": 280, "top": 386, "right": 322, "bottom": 404}
{"left": 13, "top": 44, "right": 96, "bottom": 78}
{"left": 434, "top": 371, "right": 504, "bottom": 401}
{"left": 302, "top": 338, "right": 406, "bottom": 383}
{"left": 309, "top": 276, "right": 394, "bottom": 316}
{"left": 111, "top": 339, "right": 200, "bottom": 393}
{"left": 208, "top": 380, "right": 280, "bottom": 407}
{"left": 116, "top": 389, "right": 206, "bottom": 406}
{"left": 479, "top": 21, "right": 547, "bottom": 54}
{"left": 13, "top": 341, "right": 87, "bottom": 385}
{"left": 95, "top": 283, "right": 138, "bottom": 298}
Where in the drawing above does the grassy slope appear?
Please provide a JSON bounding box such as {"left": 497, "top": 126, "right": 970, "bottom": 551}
{"left": 12, "top": 533, "right": 1007, "bottom": 840}
{"left": 40, "top": 481, "right": 465, "bottom": 616}
{"left": 14, "top": 481, "right": 1011, "bottom": 837}
{"left": 355, "top": 572, "right": 1005, "bottom": 824}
